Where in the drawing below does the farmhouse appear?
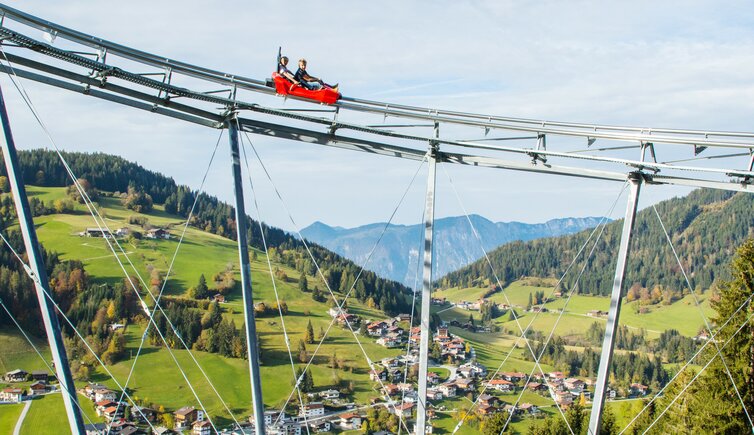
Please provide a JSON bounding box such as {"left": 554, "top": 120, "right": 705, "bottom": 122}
{"left": 486, "top": 379, "right": 514, "bottom": 392}
{"left": 4, "top": 369, "right": 27, "bottom": 382}
{"left": 339, "top": 413, "right": 362, "bottom": 430}
{"left": 301, "top": 402, "right": 325, "bottom": 418}
{"left": 0, "top": 388, "right": 24, "bottom": 402}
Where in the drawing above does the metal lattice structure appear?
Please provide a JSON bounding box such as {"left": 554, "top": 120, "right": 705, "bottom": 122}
{"left": 0, "top": 3, "right": 752, "bottom": 434}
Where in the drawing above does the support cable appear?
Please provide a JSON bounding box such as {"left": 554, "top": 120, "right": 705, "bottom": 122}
{"left": 108, "top": 128, "right": 227, "bottom": 434}
{"left": 619, "top": 283, "right": 754, "bottom": 433}
{"left": 650, "top": 204, "right": 754, "bottom": 429}
{"left": 0, "top": 49, "right": 231, "bottom": 431}
{"left": 442, "top": 167, "right": 620, "bottom": 435}
{"left": 501, "top": 213, "right": 615, "bottom": 435}
{"left": 0, "top": 231, "right": 157, "bottom": 432}
{"left": 245, "top": 131, "right": 425, "bottom": 431}
{"left": 397, "top": 207, "right": 426, "bottom": 435}
{"left": 0, "top": 294, "right": 98, "bottom": 428}
{"left": 238, "top": 125, "right": 311, "bottom": 435}
{"left": 446, "top": 179, "right": 627, "bottom": 434}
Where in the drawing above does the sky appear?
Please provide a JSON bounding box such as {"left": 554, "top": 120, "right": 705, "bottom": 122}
{"left": 2, "top": 1, "right": 754, "bottom": 233}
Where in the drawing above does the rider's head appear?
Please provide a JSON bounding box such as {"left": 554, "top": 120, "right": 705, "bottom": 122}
{"left": 280, "top": 56, "right": 289, "bottom": 65}
{"left": 299, "top": 58, "right": 307, "bottom": 69}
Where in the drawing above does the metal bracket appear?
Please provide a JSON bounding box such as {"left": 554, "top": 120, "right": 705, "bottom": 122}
{"left": 530, "top": 133, "right": 547, "bottom": 164}
{"left": 329, "top": 106, "right": 340, "bottom": 135}
{"left": 694, "top": 144, "right": 708, "bottom": 156}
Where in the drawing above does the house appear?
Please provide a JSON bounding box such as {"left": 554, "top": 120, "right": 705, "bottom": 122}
{"left": 31, "top": 371, "right": 49, "bottom": 382}
{"left": 436, "top": 326, "right": 449, "bottom": 340}
{"left": 83, "top": 383, "right": 108, "bottom": 399}
{"left": 95, "top": 400, "right": 116, "bottom": 415}
{"left": 527, "top": 382, "right": 548, "bottom": 392}
{"left": 301, "top": 402, "right": 325, "bottom": 418}
{"left": 384, "top": 384, "right": 400, "bottom": 396}
{"left": 84, "top": 423, "right": 107, "bottom": 435}
{"left": 339, "top": 412, "right": 363, "bottom": 430}
{"left": 110, "top": 323, "right": 125, "bottom": 331}
{"left": 392, "top": 402, "right": 414, "bottom": 418}
{"left": 427, "top": 371, "right": 441, "bottom": 384}
{"left": 29, "top": 381, "right": 47, "bottom": 396}
{"left": 630, "top": 383, "right": 649, "bottom": 396}
{"left": 102, "top": 406, "right": 124, "bottom": 421}
{"left": 519, "top": 403, "right": 540, "bottom": 415}
{"left": 212, "top": 293, "right": 226, "bottom": 303}
{"left": 263, "top": 410, "right": 285, "bottom": 426}
{"left": 115, "top": 227, "right": 130, "bottom": 237}
{"left": 397, "top": 383, "right": 414, "bottom": 393}
{"left": 607, "top": 388, "right": 617, "bottom": 400}
{"left": 438, "top": 383, "right": 457, "bottom": 398}
{"left": 477, "top": 404, "right": 498, "bottom": 416}
{"left": 454, "top": 378, "right": 474, "bottom": 391}
{"left": 376, "top": 335, "right": 402, "bottom": 348}
{"left": 94, "top": 388, "right": 117, "bottom": 403}
{"left": 367, "top": 321, "right": 388, "bottom": 336}
{"left": 152, "top": 427, "right": 175, "bottom": 435}
{"left": 131, "top": 405, "right": 157, "bottom": 423}
{"left": 5, "top": 369, "right": 27, "bottom": 382}
{"left": 0, "top": 388, "right": 24, "bottom": 402}
{"left": 500, "top": 372, "right": 526, "bottom": 382}
{"left": 555, "top": 391, "right": 573, "bottom": 407}
{"left": 108, "top": 420, "right": 136, "bottom": 434}
{"left": 564, "top": 378, "right": 585, "bottom": 392}
{"left": 426, "top": 388, "right": 443, "bottom": 401}
{"left": 174, "top": 406, "right": 203, "bottom": 430}
{"left": 192, "top": 420, "right": 212, "bottom": 435}
{"left": 309, "top": 421, "right": 331, "bottom": 433}
{"left": 459, "top": 361, "right": 487, "bottom": 378}
{"left": 395, "top": 313, "right": 412, "bottom": 322}
{"left": 548, "top": 371, "right": 565, "bottom": 380}
{"left": 146, "top": 228, "right": 170, "bottom": 239}
{"left": 478, "top": 394, "right": 499, "bottom": 407}
{"left": 267, "top": 421, "right": 302, "bottom": 435}
{"left": 85, "top": 228, "right": 113, "bottom": 238}
{"left": 319, "top": 389, "right": 340, "bottom": 400}
{"left": 487, "top": 379, "right": 514, "bottom": 392}
{"left": 370, "top": 369, "right": 387, "bottom": 382}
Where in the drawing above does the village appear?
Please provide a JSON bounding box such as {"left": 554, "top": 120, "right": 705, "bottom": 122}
{"left": 0, "top": 302, "right": 652, "bottom": 435}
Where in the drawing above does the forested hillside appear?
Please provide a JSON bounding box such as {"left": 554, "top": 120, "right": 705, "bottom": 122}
{"left": 0, "top": 149, "right": 412, "bottom": 316}
{"left": 441, "top": 188, "right": 754, "bottom": 297}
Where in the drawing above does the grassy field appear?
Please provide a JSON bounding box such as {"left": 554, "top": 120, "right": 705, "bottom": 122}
{"left": 438, "top": 279, "right": 710, "bottom": 339}
{"left": 0, "top": 403, "right": 24, "bottom": 434}
{"left": 1, "top": 186, "right": 718, "bottom": 434}
{"left": 6, "top": 186, "right": 404, "bottom": 425}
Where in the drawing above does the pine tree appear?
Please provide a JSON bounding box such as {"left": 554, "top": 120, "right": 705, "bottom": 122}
{"left": 305, "top": 319, "right": 315, "bottom": 344}
{"left": 527, "top": 292, "right": 533, "bottom": 310}
{"left": 298, "top": 273, "right": 308, "bottom": 292}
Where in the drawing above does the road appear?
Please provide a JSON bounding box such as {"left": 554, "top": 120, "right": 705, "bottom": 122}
{"left": 13, "top": 399, "right": 31, "bottom": 435}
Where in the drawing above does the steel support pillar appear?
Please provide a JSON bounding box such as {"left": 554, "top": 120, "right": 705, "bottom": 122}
{"left": 0, "top": 84, "right": 85, "bottom": 433}
{"left": 588, "top": 172, "right": 643, "bottom": 434}
{"left": 416, "top": 123, "right": 439, "bottom": 435}
{"left": 227, "top": 114, "right": 265, "bottom": 434}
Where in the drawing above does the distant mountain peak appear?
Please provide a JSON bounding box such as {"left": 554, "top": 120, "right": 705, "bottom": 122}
{"left": 301, "top": 215, "right": 608, "bottom": 288}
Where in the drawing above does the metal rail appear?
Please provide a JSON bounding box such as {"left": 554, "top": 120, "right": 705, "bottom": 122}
{"left": 1, "top": 2, "right": 754, "bottom": 150}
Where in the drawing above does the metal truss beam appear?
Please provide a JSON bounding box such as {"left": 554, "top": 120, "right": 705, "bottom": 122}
{"left": 589, "top": 173, "right": 642, "bottom": 434}
{"left": 0, "top": 82, "right": 85, "bottom": 434}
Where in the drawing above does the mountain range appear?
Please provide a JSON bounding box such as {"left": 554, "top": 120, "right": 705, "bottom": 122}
{"left": 301, "top": 215, "right": 607, "bottom": 288}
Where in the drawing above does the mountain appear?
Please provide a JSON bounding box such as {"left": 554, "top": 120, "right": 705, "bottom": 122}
{"left": 441, "top": 188, "right": 754, "bottom": 296}
{"left": 301, "top": 215, "right": 607, "bottom": 288}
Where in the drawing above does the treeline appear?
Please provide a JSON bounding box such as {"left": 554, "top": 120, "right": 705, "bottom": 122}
{"left": 526, "top": 334, "right": 669, "bottom": 390}
{"left": 1, "top": 149, "right": 413, "bottom": 315}
{"left": 584, "top": 322, "right": 699, "bottom": 363}
{"left": 442, "top": 188, "right": 754, "bottom": 297}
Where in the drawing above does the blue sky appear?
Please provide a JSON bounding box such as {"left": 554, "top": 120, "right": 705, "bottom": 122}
{"left": 2, "top": 1, "right": 754, "bottom": 232}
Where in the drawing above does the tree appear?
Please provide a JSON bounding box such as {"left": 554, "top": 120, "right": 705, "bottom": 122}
{"left": 481, "top": 411, "right": 510, "bottom": 435}
{"left": 527, "top": 292, "right": 533, "bottom": 310}
{"left": 659, "top": 239, "right": 754, "bottom": 433}
{"left": 468, "top": 313, "right": 474, "bottom": 326}
{"left": 106, "top": 301, "right": 116, "bottom": 320}
{"left": 0, "top": 175, "right": 9, "bottom": 192}
{"left": 298, "top": 273, "right": 308, "bottom": 292}
{"left": 305, "top": 319, "right": 315, "bottom": 344}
